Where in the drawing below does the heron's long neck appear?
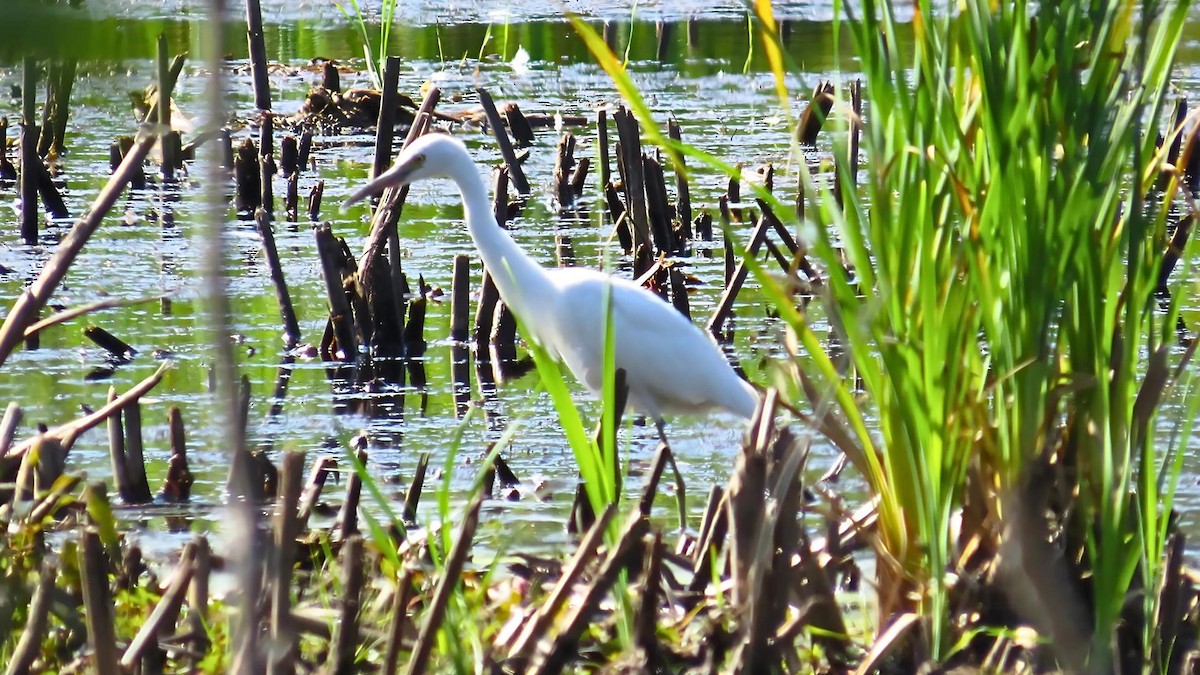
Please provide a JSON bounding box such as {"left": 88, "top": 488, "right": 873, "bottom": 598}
{"left": 451, "top": 159, "right": 550, "bottom": 321}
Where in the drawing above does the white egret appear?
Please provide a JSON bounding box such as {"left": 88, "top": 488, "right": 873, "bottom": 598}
{"left": 343, "top": 134, "right": 759, "bottom": 439}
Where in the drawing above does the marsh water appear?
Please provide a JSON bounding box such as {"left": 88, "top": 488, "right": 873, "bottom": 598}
{"left": 4, "top": 2, "right": 1200, "bottom": 558}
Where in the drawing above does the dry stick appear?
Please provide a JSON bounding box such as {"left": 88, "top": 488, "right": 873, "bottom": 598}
{"left": 256, "top": 209, "right": 302, "bottom": 348}
{"left": 1186, "top": 123, "right": 1200, "bottom": 194}
{"left": 473, "top": 167, "right": 511, "bottom": 394}
{"left": 613, "top": 108, "right": 654, "bottom": 271}
{"left": 330, "top": 535, "right": 366, "bottom": 675}
{"left": 402, "top": 452, "right": 430, "bottom": 524}
{"left": 568, "top": 156, "right": 590, "bottom": 203}
{"left": 1158, "top": 213, "right": 1195, "bottom": 295}
{"left": 188, "top": 536, "right": 212, "bottom": 642}
{"left": 554, "top": 132, "right": 577, "bottom": 212}
{"left": 507, "top": 504, "right": 617, "bottom": 660}
{"left": 268, "top": 452, "right": 305, "bottom": 675}
{"left": 39, "top": 61, "right": 75, "bottom": 157}
{"left": 79, "top": 527, "right": 120, "bottom": 673}
{"left": 162, "top": 406, "right": 194, "bottom": 501}
{"left": 373, "top": 56, "right": 402, "bottom": 180}
{"left": 688, "top": 486, "right": 728, "bottom": 591}
{"left": 280, "top": 135, "right": 298, "bottom": 177}
{"left": 633, "top": 531, "right": 663, "bottom": 662}
{"left": 322, "top": 61, "right": 341, "bottom": 91}
{"left": 157, "top": 34, "right": 176, "bottom": 179}
{"left": 450, "top": 254, "right": 471, "bottom": 342}
{"left": 531, "top": 513, "right": 649, "bottom": 674}
{"left": 706, "top": 214, "right": 773, "bottom": 337}
{"left": 642, "top": 154, "right": 675, "bottom": 253}
{"left": 35, "top": 160, "right": 69, "bottom": 220}
{"left": 120, "top": 544, "right": 196, "bottom": 668}
{"left": 285, "top": 172, "right": 298, "bottom": 222}
{"left": 123, "top": 398, "right": 154, "bottom": 503}
{"left": 364, "top": 90, "right": 440, "bottom": 259}
{"left": 0, "top": 403, "right": 22, "bottom": 457}
{"left": 5, "top": 561, "right": 54, "bottom": 675}
{"left": 260, "top": 117, "right": 276, "bottom": 219}
{"left": 667, "top": 118, "right": 692, "bottom": 229}
{"left": 654, "top": 19, "right": 673, "bottom": 59}
{"left": 0, "top": 128, "right": 156, "bottom": 367}
{"left": 234, "top": 138, "right": 261, "bottom": 214}
{"left": 308, "top": 179, "right": 324, "bottom": 221}
{"left": 451, "top": 255, "right": 473, "bottom": 415}
{"left": 1160, "top": 98, "right": 1188, "bottom": 193}
{"left": 296, "top": 455, "right": 336, "bottom": 531}
{"left": 834, "top": 80, "right": 863, "bottom": 209}
{"left": 106, "top": 386, "right": 132, "bottom": 502}
{"left": 669, "top": 266, "right": 691, "bottom": 320}
{"left": 85, "top": 325, "right": 136, "bottom": 360}
{"left": 315, "top": 224, "right": 359, "bottom": 359}
{"left": 504, "top": 102, "right": 537, "bottom": 147}
{"left": 796, "top": 80, "right": 835, "bottom": 146}
{"left": 382, "top": 566, "right": 416, "bottom": 674}
{"left": 245, "top": 0, "right": 271, "bottom": 110}
{"left": 20, "top": 57, "right": 39, "bottom": 245}
{"left": 476, "top": 88, "right": 530, "bottom": 194}
{"left": 338, "top": 449, "right": 367, "bottom": 538}
{"left": 597, "top": 108, "right": 611, "bottom": 190}
{"left": 0, "top": 119, "right": 15, "bottom": 181}
{"left": 405, "top": 492, "right": 486, "bottom": 675}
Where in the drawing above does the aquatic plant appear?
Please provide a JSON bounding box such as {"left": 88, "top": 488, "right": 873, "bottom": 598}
{"left": 334, "top": 0, "right": 397, "bottom": 89}
{"left": 579, "top": 0, "right": 1197, "bottom": 668}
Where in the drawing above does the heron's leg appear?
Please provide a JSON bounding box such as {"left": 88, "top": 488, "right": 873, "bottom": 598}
{"left": 654, "top": 418, "right": 669, "bottom": 448}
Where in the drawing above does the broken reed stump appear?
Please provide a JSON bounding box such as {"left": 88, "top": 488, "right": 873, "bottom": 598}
{"left": 280, "top": 134, "right": 299, "bottom": 177}
{"left": 0, "top": 118, "right": 16, "bottom": 181}
{"left": 707, "top": 212, "right": 773, "bottom": 337}
{"left": 245, "top": 0, "right": 271, "bottom": 111}
{"left": 315, "top": 223, "right": 360, "bottom": 360}
{"left": 85, "top": 324, "right": 136, "bottom": 361}
{"left": 667, "top": 118, "right": 692, "bottom": 228}
{"left": 330, "top": 535, "right": 366, "bottom": 675}
{"left": 336, "top": 449, "right": 367, "bottom": 538}
{"left": 405, "top": 492, "right": 485, "bottom": 675}
{"left": 80, "top": 524, "right": 121, "bottom": 673}
{"left": 833, "top": 79, "right": 863, "bottom": 210}
{"left": 161, "top": 406, "right": 193, "bottom": 501}
{"left": 122, "top": 398, "right": 154, "bottom": 503}
{"left": 157, "top": 34, "right": 176, "bottom": 180}
{"left": 34, "top": 160, "right": 69, "bottom": 220}
{"left": 373, "top": 56, "right": 403, "bottom": 182}
{"left": 612, "top": 106, "right": 654, "bottom": 273}
{"left": 235, "top": 137, "right": 262, "bottom": 215}
{"left": 451, "top": 254, "right": 473, "bottom": 415}
{"left": 554, "top": 132, "right": 590, "bottom": 215}
{"left": 476, "top": 87, "right": 530, "bottom": 194}
{"left": 20, "top": 57, "right": 39, "bottom": 245}
{"left": 255, "top": 209, "right": 302, "bottom": 348}
{"left": 260, "top": 117, "right": 277, "bottom": 219}
{"left": 308, "top": 179, "right": 324, "bottom": 221}
{"left": 38, "top": 61, "right": 76, "bottom": 158}
{"left": 268, "top": 451, "right": 305, "bottom": 674}
{"left": 796, "top": 80, "right": 836, "bottom": 146}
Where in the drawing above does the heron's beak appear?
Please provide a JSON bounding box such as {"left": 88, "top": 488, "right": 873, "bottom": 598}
{"left": 339, "top": 160, "right": 415, "bottom": 211}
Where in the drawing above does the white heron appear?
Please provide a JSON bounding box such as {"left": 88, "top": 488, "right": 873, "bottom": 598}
{"left": 342, "top": 133, "right": 759, "bottom": 440}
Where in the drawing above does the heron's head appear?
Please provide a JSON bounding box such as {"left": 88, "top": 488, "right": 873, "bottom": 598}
{"left": 340, "top": 133, "right": 466, "bottom": 210}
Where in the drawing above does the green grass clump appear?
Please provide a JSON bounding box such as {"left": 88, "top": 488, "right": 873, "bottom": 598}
{"left": 780, "top": 0, "right": 1194, "bottom": 665}
{"left": 578, "top": 0, "right": 1197, "bottom": 667}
